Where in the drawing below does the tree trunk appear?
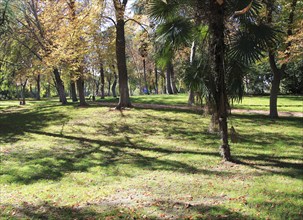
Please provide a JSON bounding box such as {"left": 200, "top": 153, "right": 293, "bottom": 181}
{"left": 155, "top": 65, "right": 158, "bottom": 94}
{"left": 143, "top": 59, "right": 149, "bottom": 95}
{"left": 209, "top": 1, "right": 231, "bottom": 161}
{"left": 188, "top": 41, "right": 196, "bottom": 105}
{"left": 166, "top": 63, "right": 173, "bottom": 94}
{"left": 20, "top": 79, "right": 28, "bottom": 105}
{"left": 53, "top": 68, "right": 67, "bottom": 105}
{"left": 70, "top": 81, "right": 78, "bottom": 102}
{"left": 47, "top": 82, "right": 51, "bottom": 98}
{"left": 169, "top": 63, "right": 178, "bottom": 94}
{"left": 267, "top": 0, "right": 297, "bottom": 118}
{"left": 100, "top": 63, "right": 105, "bottom": 99}
{"left": 36, "top": 74, "right": 41, "bottom": 100}
{"left": 188, "top": 89, "right": 195, "bottom": 106}
{"left": 112, "top": 72, "right": 117, "bottom": 98}
{"left": 115, "top": 19, "right": 131, "bottom": 109}
{"left": 107, "top": 76, "right": 111, "bottom": 96}
{"left": 77, "top": 76, "right": 87, "bottom": 106}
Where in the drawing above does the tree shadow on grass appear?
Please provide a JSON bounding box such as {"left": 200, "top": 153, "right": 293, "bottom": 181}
{"left": 0, "top": 106, "right": 68, "bottom": 145}
{"left": 231, "top": 114, "right": 303, "bottom": 129}
{"left": 1, "top": 200, "right": 252, "bottom": 220}
{"left": 1, "top": 202, "right": 144, "bottom": 220}
{"left": 1, "top": 129, "right": 227, "bottom": 184}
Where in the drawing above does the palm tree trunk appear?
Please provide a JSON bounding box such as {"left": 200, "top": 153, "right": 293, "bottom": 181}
{"left": 209, "top": 0, "right": 231, "bottom": 161}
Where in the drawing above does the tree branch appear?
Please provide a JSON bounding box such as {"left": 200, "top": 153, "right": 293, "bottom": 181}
{"left": 124, "top": 18, "right": 149, "bottom": 34}
{"left": 101, "top": 16, "right": 117, "bottom": 27}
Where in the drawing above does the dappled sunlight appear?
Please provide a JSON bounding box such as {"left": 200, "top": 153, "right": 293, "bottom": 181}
{"left": 0, "top": 100, "right": 302, "bottom": 219}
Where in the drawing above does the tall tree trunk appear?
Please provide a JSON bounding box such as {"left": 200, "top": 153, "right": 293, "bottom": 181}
{"left": 169, "top": 63, "right": 178, "bottom": 94}
{"left": 36, "top": 74, "right": 41, "bottom": 100}
{"left": 115, "top": 18, "right": 131, "bottom": 108}
{"left": 188, "top": 41, "right": 197, "bottom": 105}
{"left": 77, "top": 76, "right": 87, "bottom": 106}
{"left": 155, "top": 65, "right": 158, "bottom": 94}
{"left": 100, "top": 63, "right": 105, "bottom": 99}
{"left": 70, "top": 81, "right": 78, "bottom": 102}
{"left": 269, "top": 52, "right": 283, "bottom": 118}
{"left": 47, "top": 81, "right": 51, "bottom": 98}
{"left": 53, "top": 68, "right": 67, "bottom": 105}
{"left": 20, "top": 79, "right": 28, "bottom": 105}
{"left": 143, "top": 59, "right": 149, "bottom": 94}
{"left": 107, "top": 76, "right": 111, "bottom": 96}
{"left": 209, "top": 0, "right": 231, "bottom": 161}
{"left": 166, "top": 63, "right": 173, "bottom": 94}
{"left": 112, "top": 72, "right": 117, "bottom": 98}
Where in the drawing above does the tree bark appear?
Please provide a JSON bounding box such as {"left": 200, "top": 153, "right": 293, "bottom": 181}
{"left": 107, "top": 76, "right": 111, "bottom": 96}
{"left": 188, "top": 41, "right": 196, "bottom": 105}
{"left": 166, "top": 62, "right": 173, "bottom": 94}
{"left": 143, "top": 59, "right": 149, "bottom": 94}
{"left": 267, "top": 0, "right": 297, "bottom": 118}
{"left": 188, "top": 89, "right": 195, "bottom": 106}
{"left": 20, "top": 79, "right": 28, "bottom": 105}
{"left": 70, "top": 81, "right": 78, "bottom": 102}
{"left": 169, "top": 63, "right": 178, "bottom": 94}
{"left": 77, "top": 76, "right": 87, "bottom": 106}
{"left": 53, "top": 68, "right": 67, "bottom": 105}
{"left": 112, "top": 72, "right": 117, "bottom": 98}
{"left": 155, "top": 65, "right": 158, "bottom": 94}
{"left": 209, "top": 0, "right": 231, "bottom": 161}
{"left": 36, "top": 74, "right": 41, "bottom": 100}
{"left": 115, "top": 14, "right": 131, "bottom": 109}
{"left": 100, "top": 63, "right": 105, "bottom": 99}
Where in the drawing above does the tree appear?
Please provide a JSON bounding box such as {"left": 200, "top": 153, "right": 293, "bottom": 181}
{"left": 149, "top": 0, "right": 277, "bottom": 161}
{"left": 112, "top": 0, "right": 132, "bottom": 109}
{"left": 265, "top": 0, "right": 298, "bottom": 118}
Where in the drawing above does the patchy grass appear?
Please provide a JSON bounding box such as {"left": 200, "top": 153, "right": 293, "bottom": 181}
{"left": 0, "top": 100, "right": 302, "bottom": 219}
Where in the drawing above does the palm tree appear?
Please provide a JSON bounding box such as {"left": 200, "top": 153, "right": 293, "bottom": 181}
{"left": 149, "top": 0, "right": 277, "bottom": 161}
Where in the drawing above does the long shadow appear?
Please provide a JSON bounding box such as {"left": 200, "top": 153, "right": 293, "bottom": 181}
{"left": 1, "top": 200, "right": 252, "bottom": 220}
{"left": 29, "top": 130, "right": 219, "bottom": 157}
{"left": 1, "top": 129, "right": 225, "bottom": 184}
{"left": 151, "top": 200, "right": 252, "bottom": 220}
{"left": 0, "top": 106, "right": 68, "bottom": 144}
{"left": 234, "top": 155, "right": 303, "bottom": 179}
{"left": 231, "top": 114, "right": 303, "bottom": 129}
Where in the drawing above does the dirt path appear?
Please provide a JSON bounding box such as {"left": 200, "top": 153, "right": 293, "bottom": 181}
{"left": 96, "top": 102, "right": 303, "bottom": 117}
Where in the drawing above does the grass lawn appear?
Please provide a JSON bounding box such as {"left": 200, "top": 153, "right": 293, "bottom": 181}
{"left": 0, "top": 99, "right": 302, "bottom": 219}
{"left": 99, "top": 94, "right": 303, "bottom": 112}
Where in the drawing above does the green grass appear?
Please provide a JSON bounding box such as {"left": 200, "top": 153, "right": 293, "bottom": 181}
{"left": 232, "top": 95, "right": 303, "bottom": 112}
{"left": 99, "top": 94, "right": 303, "bottom": 112}
{"left": 0, "top": 99, "right": 302, "bottom": 219}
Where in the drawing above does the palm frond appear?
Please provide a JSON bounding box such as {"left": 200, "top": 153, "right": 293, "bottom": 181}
{"left": 228, "top": 23, "right": 278, "bottom": 64}
{"left": 156, "top": 17, "right": 193, "bottom": 48}
{"left": 148, "top": 0, "right": 180, "bottom": 22}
